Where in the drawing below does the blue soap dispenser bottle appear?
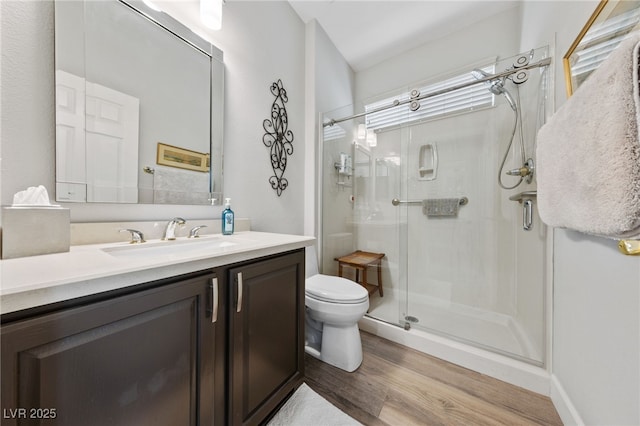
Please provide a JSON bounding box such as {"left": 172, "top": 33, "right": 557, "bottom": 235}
{"left": 222, "top": 198, "right": 234, "bottom": 235}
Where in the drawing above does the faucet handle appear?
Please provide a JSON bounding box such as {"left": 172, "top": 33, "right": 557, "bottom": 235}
{"left": 189, "top": 225, "right": 207, "bottom": 238}
{"left": 120, "top": 229, "right": 146, "bottom": 244}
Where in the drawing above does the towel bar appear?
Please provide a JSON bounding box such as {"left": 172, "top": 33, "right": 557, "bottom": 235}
{"left": 618, "top": 240, "right": 640, "bottom": 255}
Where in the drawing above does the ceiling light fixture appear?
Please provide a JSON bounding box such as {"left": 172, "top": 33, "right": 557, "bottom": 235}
{"left": 201, "top": 0, "right": 223, "bottom": 30}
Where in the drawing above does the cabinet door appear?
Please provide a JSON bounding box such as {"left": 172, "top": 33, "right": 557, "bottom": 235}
{"left": 1, "top": 272, "right": 225, "bottom": 426}
{"left": 229, "top": 250, "right": 305, "bottom": 426}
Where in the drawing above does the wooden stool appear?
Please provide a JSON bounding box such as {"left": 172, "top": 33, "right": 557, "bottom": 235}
{"left": 335, "top": 250, "right": 385, "bottom": 297}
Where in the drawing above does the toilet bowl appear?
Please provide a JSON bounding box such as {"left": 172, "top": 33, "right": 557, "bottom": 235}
{"left": 305, "top": 247, "right": 369, "bottom": 372}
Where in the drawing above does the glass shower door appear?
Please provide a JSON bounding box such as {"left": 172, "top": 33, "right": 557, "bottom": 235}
{"left": 399, "top": 48, "right": 549, "bottom": 364}
{"left": 355, "top": 123, "right": 409, "bottom": 328}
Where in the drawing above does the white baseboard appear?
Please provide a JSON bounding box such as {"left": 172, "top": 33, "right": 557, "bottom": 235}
{"left": 550, "top": 374, "right": 584, "bottom": 425}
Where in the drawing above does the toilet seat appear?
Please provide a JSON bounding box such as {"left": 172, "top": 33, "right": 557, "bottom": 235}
{"left": 306, "top": 274, "right": 369, "bottom": 304}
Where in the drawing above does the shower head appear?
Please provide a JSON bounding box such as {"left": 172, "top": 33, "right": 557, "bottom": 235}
{"left": 471, "top": 68, "right": 491, "bottom": 81}
{"left": 471, "top": 69, "right": 504, "bottom": 95}
{"left": 471, "top": 68, "right": 517, "bottom": 111}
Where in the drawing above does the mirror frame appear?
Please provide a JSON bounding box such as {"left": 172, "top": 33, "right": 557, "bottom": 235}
{"left": 54, "top": 0, "right": 224, "bottom": 205}
{"left": 563, "top": 0, "right": 640, "bottom": 97}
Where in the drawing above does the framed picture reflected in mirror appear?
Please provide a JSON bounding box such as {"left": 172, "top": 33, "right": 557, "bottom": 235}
{"left": 157, "top": 142, "right": 210, "bottom": 173}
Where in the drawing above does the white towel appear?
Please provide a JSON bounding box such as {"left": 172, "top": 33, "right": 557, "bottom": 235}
{"left": 153, "top": 167, "right": 210, "bottom": 205}
{"left": 536, "top": 32, "right": 640, "bottom": 239}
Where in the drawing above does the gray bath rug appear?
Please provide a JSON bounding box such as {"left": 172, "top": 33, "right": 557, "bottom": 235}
{"left": 267, "top": 383, "right": 362, "bottom": 426}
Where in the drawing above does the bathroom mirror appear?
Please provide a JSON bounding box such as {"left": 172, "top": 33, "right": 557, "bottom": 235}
{"left": 563, "top": 0, "right": 640, "bottom": 97}
{"left": 54, "top": 0, "right": 224, "bottom": 205}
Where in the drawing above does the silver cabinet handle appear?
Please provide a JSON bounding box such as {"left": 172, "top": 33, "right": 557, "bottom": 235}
{"left": 523, "top": 199, "right": 533, "bottom": 231}
{"left": 211, "top": 277, "right": 219, "bottom": 323}
{"left": 236, "top": 272, "right": 243, "bottom": 313}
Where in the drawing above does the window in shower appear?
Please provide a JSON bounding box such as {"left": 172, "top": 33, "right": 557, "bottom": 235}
{"left": 364, "top": 64, "right": 495, "bottom": 131}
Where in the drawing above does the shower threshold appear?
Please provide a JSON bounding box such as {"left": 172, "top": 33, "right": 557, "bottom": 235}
{"left": 368, "top": 294, "right": 541, "bottom": 362}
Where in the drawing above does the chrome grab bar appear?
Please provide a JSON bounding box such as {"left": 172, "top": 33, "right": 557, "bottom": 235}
{"left": 392, "top": 197, "right": 468, "bottom": 206}
{"left": 391, "top": 198, "right": 422, "bottom": 206}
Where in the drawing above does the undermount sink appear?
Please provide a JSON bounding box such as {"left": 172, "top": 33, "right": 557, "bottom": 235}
{"left": 102, "top": 236, "right": 238, "bottom": 259}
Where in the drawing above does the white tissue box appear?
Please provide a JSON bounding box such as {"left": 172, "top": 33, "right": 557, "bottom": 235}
{"left": 1, "top": 207, "right": 70, "bottom": 259}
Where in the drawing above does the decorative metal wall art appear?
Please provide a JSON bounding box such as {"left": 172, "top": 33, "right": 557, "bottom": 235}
{"left": 263, "top": 79, "right": 294, "bottom": 196}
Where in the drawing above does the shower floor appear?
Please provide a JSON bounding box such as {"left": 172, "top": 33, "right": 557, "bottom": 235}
{"left": 367, "top": 290, "right": 540, "bottom": 362}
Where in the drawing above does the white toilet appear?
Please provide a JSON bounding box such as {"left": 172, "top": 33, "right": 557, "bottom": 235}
{"left": 305, "top": 246, "right": 369, "bottom": 372}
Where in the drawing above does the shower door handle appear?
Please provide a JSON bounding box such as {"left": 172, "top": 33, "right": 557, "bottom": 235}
{"left": 509, "top": 191, "right": 536, "bottom": 231}
{"left": 523, "top": 199, "right": 533, "bottom": 231}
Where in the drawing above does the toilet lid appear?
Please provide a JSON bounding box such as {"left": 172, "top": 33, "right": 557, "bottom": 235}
{"left": 305, "top": 274, "right": 369, "bottom": 304}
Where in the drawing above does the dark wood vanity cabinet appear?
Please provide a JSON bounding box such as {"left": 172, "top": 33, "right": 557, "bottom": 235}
{"left": 228, "top": 249, "right": 305, "bottom": 426}
{"left": 1, "top": 271, "right": 226, "bottom": 426}
{"left": 1, "top": 248, "right": 305, "bottom": 426}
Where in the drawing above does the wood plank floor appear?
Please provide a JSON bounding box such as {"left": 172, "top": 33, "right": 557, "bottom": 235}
{"left": 305, "top": 331, "right": 562, "bottom": 426}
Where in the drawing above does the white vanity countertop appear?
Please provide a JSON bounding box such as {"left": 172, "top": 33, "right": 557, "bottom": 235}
{"left": 1, "top": 231, "right": 315, "bottom": 315}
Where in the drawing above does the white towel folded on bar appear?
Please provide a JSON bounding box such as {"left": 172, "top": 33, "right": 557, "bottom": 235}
{"left": 536, "top": 32, "right": 640, "bottom": 239}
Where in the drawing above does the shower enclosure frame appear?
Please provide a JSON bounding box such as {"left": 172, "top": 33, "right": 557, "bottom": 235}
{"left": 322, "top": 57, "right": 551, "bottom": 129}
{"left": 318, "top": 47, "right": 554, "bottom": 386}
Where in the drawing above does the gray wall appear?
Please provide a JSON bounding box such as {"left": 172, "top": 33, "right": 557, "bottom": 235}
{"left": 520, "top": 1, "right": 640, "bottom": 425}
{"left": 306, "top": 20, "right": 356, "bottom": 268}
{"left": 1, "top": 0, "right": 306, "bottom": 235}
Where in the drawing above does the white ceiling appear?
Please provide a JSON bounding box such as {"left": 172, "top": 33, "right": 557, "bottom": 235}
{"left": 288, "top": 1, "right": 520, "bottom": 72}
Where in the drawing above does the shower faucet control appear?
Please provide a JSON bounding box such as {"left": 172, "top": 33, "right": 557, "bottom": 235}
{"left": 505, "top": 158, "right": 534, "bottom": 183}
{"left": 506, "top": 167, "right": 530, "bottom": 177}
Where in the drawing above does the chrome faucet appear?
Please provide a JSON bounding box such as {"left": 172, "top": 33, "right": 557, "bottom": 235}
{"left": 162, "top": 217, "right": 186, "bottom": 240}
{"left": 119, "top": 229, "right": 146, "bottom": 244}
{"left": 188, "top": 225, "right": 207, "bottom": 238}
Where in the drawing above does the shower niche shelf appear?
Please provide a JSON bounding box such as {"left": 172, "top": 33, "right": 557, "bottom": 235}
{"left": 418, "top": 143, "right": 437, "bottom": 181}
